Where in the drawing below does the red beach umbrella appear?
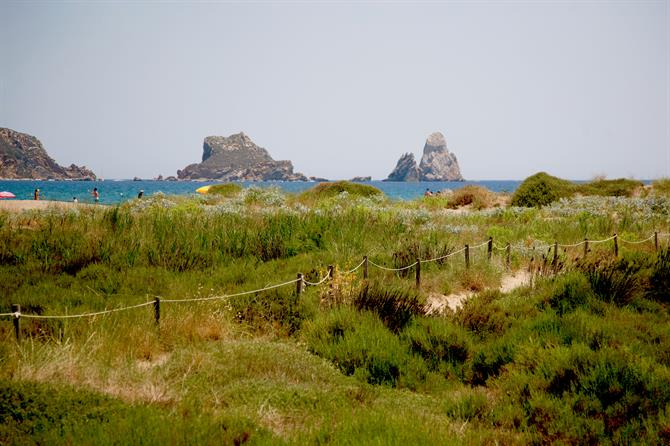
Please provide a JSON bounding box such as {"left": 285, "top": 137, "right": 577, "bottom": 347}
{"left": 0, "top": 191, "right": 16, "bottom": 199}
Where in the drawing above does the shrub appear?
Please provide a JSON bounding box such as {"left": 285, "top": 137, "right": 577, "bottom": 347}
{"left": 456, "top": 290, "right": 510, "bottom": 337}
{"left": 354, "top": 282, "right": 425, "bottom": 333}
{"left": 448, "top": 185, "right": 494, "bottom": 210}
{"left": 298, "top": 181, "right": 383, "bottom": 204}
{"left": 443, "top": 388, "right": 489, "bottom": 421}
{"left": 647, "top": 248, "right": 670, "bottom": 303}
{"left": 578, "top": 257, "right": 643, "bottom": 306}
{"left": 651, "top": 178, "right": 670, "bottom": 196}
{"left": 468, "top": 338, "right": 515, "bottom": 385}
{"left": 543, "top": 272, "right": 593, "bottom": 315}
{"left": 577, "top": 178, "right": 643, "bottom": 197}
{"left": 206, "top": 183, "right": 242, "bottom": 197}
{"left": 229, "top": 287, "right": 302, "bottom": 334}
{"left": 511, "top": 172, "right": 576, "bottom": 207}
{"left": 401, "top": 318, "right": 472, "bottom": 377}
{"left": 302, "top": 308, "right": 418, "bottom": 387}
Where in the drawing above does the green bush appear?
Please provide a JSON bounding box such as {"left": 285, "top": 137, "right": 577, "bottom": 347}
{"left": 648, "top": 248, "right": 670, "bottom": 303}
{"left": 577, "top": 178, "right": 643, "bottom": 197}
{"left": 578, "top": 257, "right": 643, "bottom": 306}
{"left": 0, "top": 380, "right": 268, "bottom": 444}
{"left": 510, "top": 172, "right": 576, "bottom": 207}
{"left": 303, "top": 308, "right": 423, "bottom": 388}
{"left": 543, "top": 272, "right": 593, "bottom": 315}
{"left": 448, "top": 185, "right": 494, "bottom": 210}
{"left": 651, "top": 178, "right": 670, "bottom": 196}
{"left": 298, "top": 181, "right": 383, "bottom": 204}
{"left": 401, "top": 318, "right": 472, "bottom": 378}
{"left": 354, "top": 282, "right": 425, "bottom": 332}
{"left": 206, "top": 183, "right": 243, "bottom": 196}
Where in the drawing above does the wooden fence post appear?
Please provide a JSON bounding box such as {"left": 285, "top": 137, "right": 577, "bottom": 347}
{"left": 583, "top": 239, "right": 588, "bottom": 258}
{"left": 505, "top": 243, "right": 511, "bottom": 271}
{"left": 613, "top": 234, "right": 618, "bottom": 257}
{"left": 296, "top": 273, "right": 303, "bottom": 300}
{"left": 655, "top": 232, "right": 659, "bottom": 252}
{"left": 465, "top": 244, "right": 470, "bottom": 269}
{"left": 363, "top": 256, "right": 368, "bottom": 280}
{"left": 153, "top": 297, "right": 160, "bottom": 326}
{"left": 487, "top": 237, "right": 493, "bottom": 262}
{"left": 415, "top": 259, "right": 421, "bottom": 288}
{"left": 552, "top": 241, "right": 558, "bottom": 267}
{"left": 12, "top": 304, "right": 20, "bottom": 343}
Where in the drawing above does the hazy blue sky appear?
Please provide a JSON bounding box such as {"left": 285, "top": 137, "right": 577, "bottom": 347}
{"left": 1, "top": 1, "right": 668, "bottom": 180}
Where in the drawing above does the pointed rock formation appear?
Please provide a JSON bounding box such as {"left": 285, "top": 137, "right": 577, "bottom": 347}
{"left": 418, "top": 132, "right": 463, "bottom": 181}
{"left": 177, "top": 132, "right": 308, "bottom": 181}
{"left": 0, "top": 128, "right": 96, "bottom": 180}
{"left": 384, "top": 153, "right": 421, "bottom": 182}
{"left": 385, "top": 132, "right": 463, "bottom": 182}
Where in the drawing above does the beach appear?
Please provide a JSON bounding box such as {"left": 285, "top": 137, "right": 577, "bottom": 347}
{"left": 0, "top": 200, "right": 100, "bottom": 212}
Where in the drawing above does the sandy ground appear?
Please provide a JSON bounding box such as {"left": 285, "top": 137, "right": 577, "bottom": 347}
{"left": 426, "top": 269, "right": 532, "bottom": 314}
{"left": 0, "top": 200, "right": 102, "bottom": 212}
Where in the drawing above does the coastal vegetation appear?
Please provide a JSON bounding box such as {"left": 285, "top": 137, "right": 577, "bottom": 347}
{"left": 511, "top": 172, "right": 645, "bottom": 207}
{"left": 1, "top": 180, "right": 670, "bottom": 444}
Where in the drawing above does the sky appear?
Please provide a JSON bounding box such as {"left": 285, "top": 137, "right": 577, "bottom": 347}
{"left": 1, "top": 1, "right": 668, "bottom": 181}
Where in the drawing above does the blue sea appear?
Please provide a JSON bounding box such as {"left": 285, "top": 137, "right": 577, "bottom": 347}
{"left": 0, "top": 179, "right": 524, "bottom": 205}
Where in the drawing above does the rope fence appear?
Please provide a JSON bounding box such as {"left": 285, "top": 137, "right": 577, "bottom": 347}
{"left": 2, "top": 230, "right": 668, "bottom": 342}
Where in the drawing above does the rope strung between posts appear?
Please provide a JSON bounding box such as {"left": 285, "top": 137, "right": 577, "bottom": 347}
{"left": 619, "top": 234, "right": 655, "bottom": 245}
{"left": 558, "top": 240, "right": 587, "bottom": 248}
{"left": 422, "top": 246, "right": 467, "bottom": 263}
{"left": 303, "top": 274, "right": 331, "bottom": 286}
{"left": 3, "top": 231, "right": 666, "bottom": 321}
{"left": 469, "top": 240, "right": 491, "bottom": 250}
{"left": 341, "top": 258, "right": 366, "bottom": 275}
{"left": 18, "top": 301, "right": 155, "bottom": 319}
{"left": 161, "top": 278, "right": 301, "bottom": 303}
{"left": 368, "top": 259, "right": 418, "bottom": 272}
{"left": 587, "top": 235, "right": 617, "bottom": 244}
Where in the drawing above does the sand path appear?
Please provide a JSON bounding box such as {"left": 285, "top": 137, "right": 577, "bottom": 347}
{"left": 426, "top": 269, "right": 532, "bottom": 314}
{"left": 0, "top": 200, "right": 103, "bottom": 212}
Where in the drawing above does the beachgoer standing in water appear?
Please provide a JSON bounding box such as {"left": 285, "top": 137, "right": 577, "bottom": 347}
{"left": 92, "top": 187, "right": 99, "bottom": 203}
{"left": 34, "top": 188, "right": 40, "bottom": 200}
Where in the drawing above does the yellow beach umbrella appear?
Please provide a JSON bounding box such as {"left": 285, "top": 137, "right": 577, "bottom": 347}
{"left": 195, "top": 185, "right": 212, "bottom": 194}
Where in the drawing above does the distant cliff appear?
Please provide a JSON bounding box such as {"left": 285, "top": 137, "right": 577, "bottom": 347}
{"left": 177, "top": 132, "right": 307, "bottom": 181}
{"left": 0, "top": 128, "right": 96, "bottom": 180}
{"left": 385, "top": 132, "right": 463, "bottom": 182}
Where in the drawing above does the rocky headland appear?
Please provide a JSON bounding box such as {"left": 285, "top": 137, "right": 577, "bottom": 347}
{"left": 177, "top": 133, "right": 307, "bottom": 181}
{"left": 385, "top": 132, "right": 463, "bottom": 182}
{"left": 0, "top": 128, "right": 96, "bottom": 180}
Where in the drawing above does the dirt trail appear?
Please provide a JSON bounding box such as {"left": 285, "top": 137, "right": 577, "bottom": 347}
{"left": 426, "top": 270, "right": 532, "bottom": 314}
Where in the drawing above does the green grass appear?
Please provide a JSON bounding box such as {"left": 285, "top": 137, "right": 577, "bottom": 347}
{"left": 1, "top": 191, "right": 669, "bottom": 444}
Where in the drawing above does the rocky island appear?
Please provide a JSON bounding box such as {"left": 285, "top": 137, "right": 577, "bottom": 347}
{"left": 178, "top": 132, "right": 307, "bottom": 181}
{"left": 385, "top": 132, "right": 463, "bottom": 182}
{"left": 0, "top": 127, "right": 96, "bottom": 180}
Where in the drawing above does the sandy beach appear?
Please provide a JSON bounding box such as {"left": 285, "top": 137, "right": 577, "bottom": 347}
{"left": 0, "top": 200, "right": 103, "bottom": 212}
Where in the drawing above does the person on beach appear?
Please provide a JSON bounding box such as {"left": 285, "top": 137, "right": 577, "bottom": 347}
{"left": 34, "top": 188, "right": 40, "bottom": 200}
{"left": 424, "top": 188, "right": 433, "bottom": 197}
{"left": 138, "top": 190, "right": 144, "bottom": 199}
{"left": 73, "top": 197, "right": 78, "bottom": 203}
{"left": 92, "top": 187, "right": 99, "bottom": 203}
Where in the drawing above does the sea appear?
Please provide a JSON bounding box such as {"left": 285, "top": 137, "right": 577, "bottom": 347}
{"left": 0, "top": 179, "right": 526, "bottom": 205}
